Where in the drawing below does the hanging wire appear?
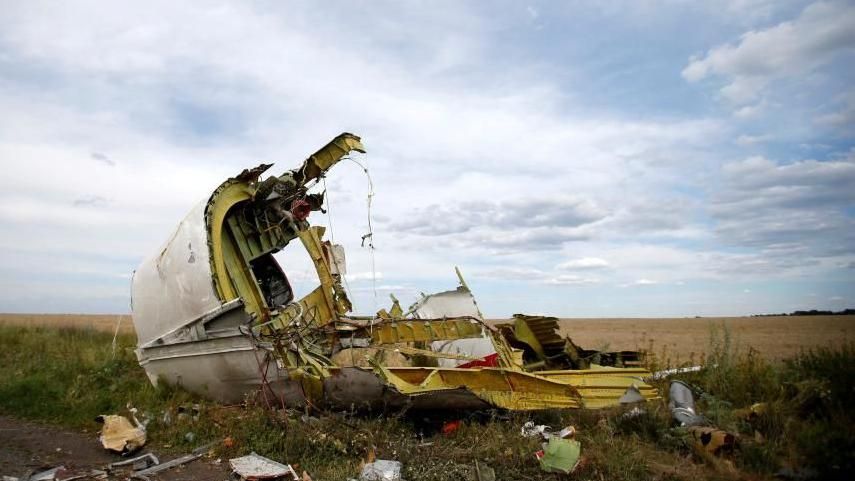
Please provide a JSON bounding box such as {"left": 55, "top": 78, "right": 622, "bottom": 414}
{"left": 347, "top": 157, "right": 378, "bottom": 312}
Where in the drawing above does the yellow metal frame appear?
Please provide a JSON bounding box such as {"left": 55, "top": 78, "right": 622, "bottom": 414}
{"left": 197, "top": 133, "right": 660, "bottom": 411}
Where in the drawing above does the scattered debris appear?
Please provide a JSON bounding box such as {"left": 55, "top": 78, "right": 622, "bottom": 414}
{"left": 108, "top": 453, "right": 160, "bottom": 471}
{"left": 96, "top": 414, "right": 146, "bottom": 454}
{"left": 521, "top": 421, "right": 575, "bottom": 440}
{"left": 28, "top": 467, "right": 66, "bottom": 481}
{"left": 441, "top": 420, "right": 462, "bottom": 436}
{"left": 3, "top": 467, "right": 109, "bottom": 481}
{"left": 668, "top": 381, "right": 706, "bottom": 427}
{"left": 618, "top": 384, "right": 647, "bottom": 404}
{"left": 687, "top": 426, "right": 736, "bottom": 455}
{"left": 359, "top": 460, "right": 403, "bottom": 481}
{"left": 131, "top": 452, "right": 204, "bottom": 481}
{"left": 521, "top": 421, "right": 551, "bottom": 438}
{"left": 650, "top": 365, "right": 702, "bottom": 380}
{"left": 536, "top": 437, "right": 582, "bottom": 474}
{"left": 556, "top": 425, "right": 576, "bottom": 439}
{"left": 621, "top": 406, "right": 646, "bottom": 419}
{"left": 229, "top": 452, "right": 299, "bottom": 481}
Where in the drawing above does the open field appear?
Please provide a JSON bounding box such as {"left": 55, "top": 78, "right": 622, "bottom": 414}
{"left": 2, "top": 314, "right": 852, "bottom": 363}
{"left": 554, "top": 316, "right": 855, "bottom": 362}
{"left": 0, "top": 324, "right": 853, "bottom": 480}
{"left": 0, "top": 313, "right": 134, "bottom": 334}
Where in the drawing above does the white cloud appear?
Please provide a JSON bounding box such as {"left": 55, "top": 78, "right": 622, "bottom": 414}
{"left": 544, "top": 274, "right": 600, "bottom": 285}
{"left": 683, "top": 1, "right": 855, "bottom": 105}
{"left": 735, "top": 134, "right": 773, "bottom": 146}
{"left": 345, "top": 271, "right": 385, "bottom": 283}
{"left": 557, "top": 257, "right": 610, "bottom": 270}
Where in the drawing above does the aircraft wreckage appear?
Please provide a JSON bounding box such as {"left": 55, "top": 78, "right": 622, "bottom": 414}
{"left": 132, "top": 133, "right": 658, "bottom": 411}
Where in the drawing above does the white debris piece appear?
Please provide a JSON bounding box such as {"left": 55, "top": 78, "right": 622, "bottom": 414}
{"left": 520, "top": 421, "right": 551, "bottom": 439}
{"left": 230, "top": 452, "right": 299, "bottom": 480}
{"left": 359, "top": 460, "right": 403, "bottom": 481}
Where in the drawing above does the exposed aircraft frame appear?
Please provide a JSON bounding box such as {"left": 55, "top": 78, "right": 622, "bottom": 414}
{"left": 132, "top": 133, "right": 658, "bottom": 410}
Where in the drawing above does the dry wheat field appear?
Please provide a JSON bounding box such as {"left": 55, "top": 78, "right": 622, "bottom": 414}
{"left": 555, "top": 315, "right": 854, "bottom": 362}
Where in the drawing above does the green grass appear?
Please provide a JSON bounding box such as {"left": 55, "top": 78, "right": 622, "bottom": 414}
{"left": 1, "top": 324, "right": 852, "bottom": 481}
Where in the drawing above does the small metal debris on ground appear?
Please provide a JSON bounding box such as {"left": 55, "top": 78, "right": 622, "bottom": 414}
{"left": 28, "top": 467, "right": 66, "bottom": 481}
{"left": 359, "top": 460, "right": 403, "bottom": 481}
{"left": 108, "top": 453, "right": 160, "bottom": 471}
{"left": 131, "top": 452, "right": 204, "bottom": 481}
{"left": 536, "top": 438, "right": 582, "bottom": 474}
{"left": 668, "top": 381, "right": 706, "bottom": 427}
{"left": 229, "top": 452, "right": 299, "bottom": 480}
{"left": 96, "top": 414, "right": 146, "bottom": 454}
{"left": 13, "top": 466, "right": 102, "bottom": 481}
{"left": 618, "top": 384, "right": 647, "bottom": 404}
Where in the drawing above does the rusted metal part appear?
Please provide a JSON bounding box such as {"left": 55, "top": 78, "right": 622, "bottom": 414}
{"left": 131, "top": 132, "right": 659, "bottom": 411}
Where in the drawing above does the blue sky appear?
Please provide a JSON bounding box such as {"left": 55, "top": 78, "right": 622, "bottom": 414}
{"left": 0, "top": 0, "right": 853, "bottom": 317}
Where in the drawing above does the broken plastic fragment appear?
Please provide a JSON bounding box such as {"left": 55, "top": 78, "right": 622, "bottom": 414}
{"left": 537, "top": 438, "right": 582, "bottom": 474}
{"left": 96, "top": 414, "right": 146, "bottom": 454}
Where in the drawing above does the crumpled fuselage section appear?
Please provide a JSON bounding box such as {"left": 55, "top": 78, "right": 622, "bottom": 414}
{"left": 132, "top": 133, "right": 658, "bottom": 411}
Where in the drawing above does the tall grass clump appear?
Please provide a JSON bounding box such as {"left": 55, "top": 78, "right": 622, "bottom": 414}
{"left": 0, "top": 325, "right": 195, "bottom": 426}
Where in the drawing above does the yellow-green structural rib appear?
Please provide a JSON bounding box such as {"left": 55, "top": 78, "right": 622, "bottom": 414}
{"left": 137, "top": 131, "right": 659, "bottom": 411}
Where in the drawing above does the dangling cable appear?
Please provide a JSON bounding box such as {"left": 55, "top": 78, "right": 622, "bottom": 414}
{"left": 348, "top": 157, "right": 378, "bottom": 312}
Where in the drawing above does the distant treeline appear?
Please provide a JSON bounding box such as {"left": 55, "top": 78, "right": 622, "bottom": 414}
{"left": 753, "top": 308, "right": 855, "bottom": 317}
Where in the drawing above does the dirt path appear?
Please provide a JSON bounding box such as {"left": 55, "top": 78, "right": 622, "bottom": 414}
{"left": 0, "top": 416, "right": 229, "bottom": 480}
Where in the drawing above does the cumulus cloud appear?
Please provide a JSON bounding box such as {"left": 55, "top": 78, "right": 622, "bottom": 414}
{"left": 683, "top": 1, "right": 855, "bottom": 105}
